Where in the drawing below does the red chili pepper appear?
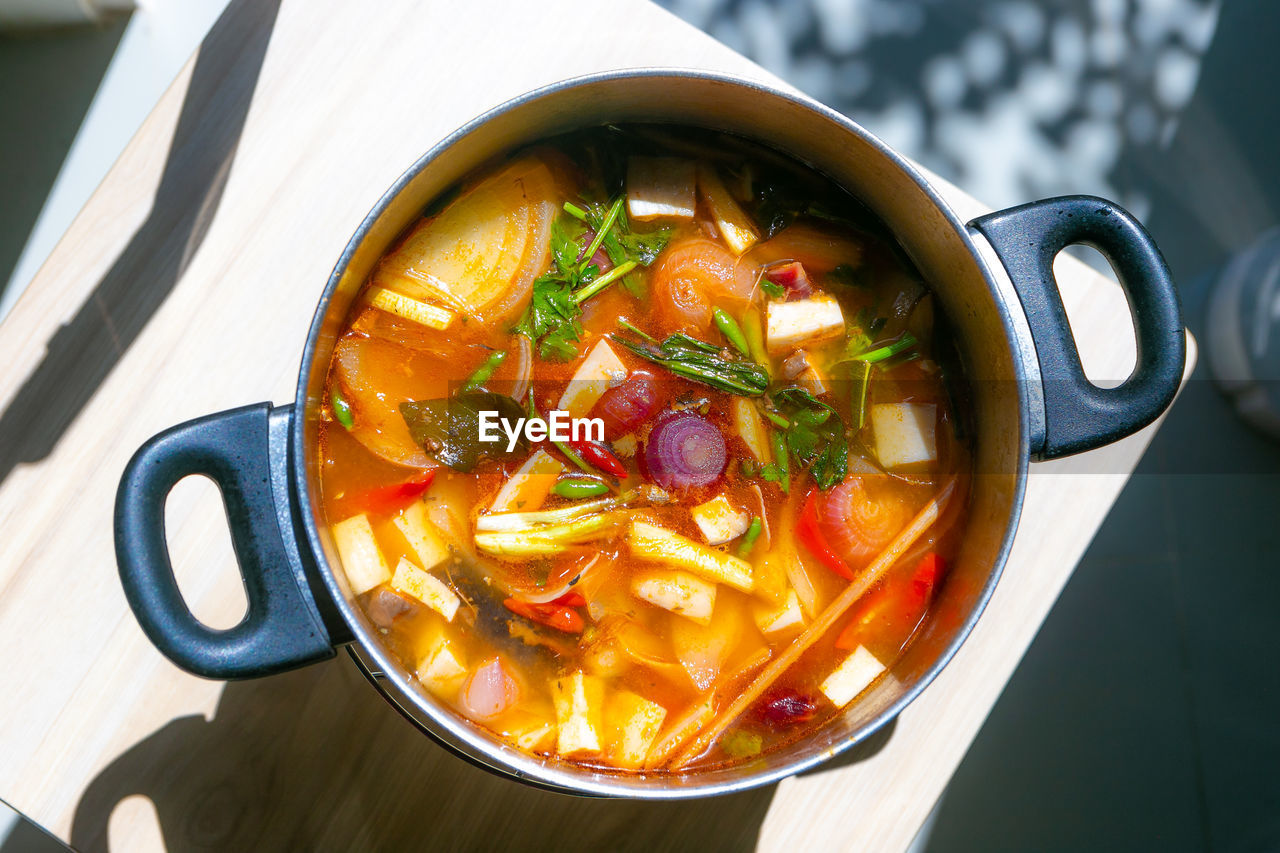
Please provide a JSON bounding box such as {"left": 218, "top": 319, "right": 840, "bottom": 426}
{"left": 357, "top": 470, "right": 436, "bottom": 515}
{"left": 835, "top": 553, "right": 945, "bottom": 650}
{"left": 552, "top": 591, "right": 587, "bottom": 608}
{"left": 570, "top": 438, "right": 629, "bottom": 478}
{"left": 796, "top": 490, "right": 855, "bottom": 580}
{"left": 503, "top": 598, "right": 585, "bottom": 633}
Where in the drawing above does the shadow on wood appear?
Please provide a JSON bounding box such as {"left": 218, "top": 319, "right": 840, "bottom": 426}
{"left": 69, "top": 658, "right": 784, "bottom": 852}
{"left": 0, "top": 0, "right": 281, "bottom": 484}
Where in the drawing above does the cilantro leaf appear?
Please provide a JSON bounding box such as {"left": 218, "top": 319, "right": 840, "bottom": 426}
{"left": 771, "top": 386, "right": 849, "bottom": 490}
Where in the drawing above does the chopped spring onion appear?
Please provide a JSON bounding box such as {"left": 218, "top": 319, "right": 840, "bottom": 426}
{"left": 849, "top": 359, "right": 873, "bottom": 431}
{"left": 572, "top": 259, "right": 638, "bottom": 304}
{"left": 852, "top": 332, "right": 917, "bottom": 364}
{"left": 737, "top": 516, "right": 763, "bottom": 558}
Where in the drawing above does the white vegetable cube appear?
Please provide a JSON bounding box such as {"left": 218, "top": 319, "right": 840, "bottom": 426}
{"left": 331, "top": 514, "right": 391, "bottom": 595}
{"left": 820, "top": 645, "right": 886, "bottom": 708}
{"left": 690, "top": 495, "right": 751, "bottom": 545}
{"left": 698, "top": 164, "right": 759, "bottom": 255}
{"left": 605, "top": 691, "right": 668, "bottom": 769}
{"left": 871, "top": 403, "right": 937, "bottom": 469}
{"left": 390, "top": 557, "right": 459, "bottom": 622}
{"left": 626, "top": 156, "right": 697, "bottom": 220}
{"left": 766, "top": 296, "right": 845, "bottom": 355}
{"left": 752, "top": 589, "right": 806, "bottom": 636}
{"left": 556, "top": 339, "right": 627, "bottom": 419}
{"left": 630, "top": 568, "right": 717, "bottom": 625}
{"left": 551, "top": 671, "right": 606, "bottom": 756}
{"left": 498, "top": 710, "right": 558, "bottom": 753}
{"left": 417, "top": 640, "right": 467, "bottom": 697}
{"left": 392, "top": 501, "right": 450, "bottom": 570}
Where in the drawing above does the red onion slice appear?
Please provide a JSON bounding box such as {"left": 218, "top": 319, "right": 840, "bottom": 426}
{"left": 643, "top": 411, "right": 727, "bottom": 489}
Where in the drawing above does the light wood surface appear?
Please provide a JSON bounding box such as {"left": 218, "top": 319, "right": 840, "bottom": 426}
{"left": 0, "top": 1, "right": 1193, "bottom": 850}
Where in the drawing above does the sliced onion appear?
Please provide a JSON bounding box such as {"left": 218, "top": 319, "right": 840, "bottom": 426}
{"left": 643, "top": 412, "right": 727, "bottom": 490}
{"left": 459, "top": 657, "right": 519, "bottom": 721}
{"left": 591, "top": 372, "right": 661, "bottom": 438}
{"left": 516, "top": 554, "right": 600, "bottom": 604}
{"left": 816, "top": 475, "right": 917, "bottom": 571}
{"left": 509, "top": 334, "right": 532, "bottom": 403}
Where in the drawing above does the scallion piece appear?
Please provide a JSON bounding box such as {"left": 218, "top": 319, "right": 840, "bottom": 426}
{"left": 572, "top": 259, "right": 637, "bottom": 304}
{"left": 737, "top": 516, "right": 763, "bottom": 557}
{"left": 852, "top": 332, "right": 917, "bottom": 364}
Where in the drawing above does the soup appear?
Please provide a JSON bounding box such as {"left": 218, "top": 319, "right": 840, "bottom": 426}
{"left": 318, "top": 125, "right": 969, "bottom": 772}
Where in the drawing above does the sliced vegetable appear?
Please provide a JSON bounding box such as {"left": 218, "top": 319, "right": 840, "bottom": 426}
{"left": 814, "top": 476, "right": 916, "bottom": 576}
{"left": 366, "top": 287, "right": 455, "bottom": 330}
{"left": 852, "top": 332, "right": 917, "bottom": 364}
{"left": 690, "top": 495, "right": 751, "bottom": 545}
{"left": 671, "top": 593, "right": 747, "bottom": 691}
{"left": 742, "top": 307, "right": 770, "bottom": 371}
{"left": 551, "top": 671, "right": 606, "bottom": 756}
{"left": 416, "top": 639, "right": 467, "bottom": 697}
{"left": 503, "top": 597, "right": 585, "bottom": 633}
{"left": 497, "top": 710, "right": 558, "bottom": 753}
{"left": 630, "top": 568, "right": 717, "bottom": 626}
{"left": 752, "top": 588, "right": 805, "bottom": 636}
{"left": 819, "top": 644, "right": 886, "bottom": 708}
{"left": 376, "top": 156, "right": 557, "bottom": 323}
{"left": 475, "top": 511, "right": 628, "bottom": 557}
{"left": 488, "top": 448, "right": 563, "bottom": 513}
{"left": 476, "top": 485, "right": 667, "bottom": 532}
{"left": 331, "top": 514, "right": 390, "bottom": 595}
{"left": 765, "top": 295, "right": 846, "bottom": 354}
{"left": 651, "top": 238, "right": 757, "bottom": 330}
{"left": 590, "top": 371, "right": 661, "bottom": 438}
{"left": 628, "top": 520, "right": 754, "bottom": 593}
{"left": 849, "top": 359, "right": 873, "bottom": 432}
{"left": 870, "top": 403, "right": 937, "bottom": 469}
{"left": 644, "top": 697, "right": 713, "bottom": 768}
{"left": 613, "top": 331, "right": 769, "bottom": 396}
{"left": 643, "top": 412, "right": 728, "bottom": 490}
{"left": 698, "top": 163, "right": 760, "bottom": 255}
{"left": 730, "top": 397, "right": 772, "bottom": 466}
{"left": 797, "top": 490, "right": 855, "bottom": 580}
{"left": 556, "top": 338, "right": 628, "bottom": 418}
{"left": 391, "top": 499, "right": 449, "bottom": 570}
{"left": 391, "top": 558, "right": 460, "bottom": 621}
{"left": 605, "top": 691, "right": 669, "bottom": 769}
{"left": 627, "top": 156, "right": 697, "bottom": 220}
{"left": 836, "top": 552, "right": 944, "bottom": 651}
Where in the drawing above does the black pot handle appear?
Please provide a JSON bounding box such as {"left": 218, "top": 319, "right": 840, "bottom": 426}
{"left": 114, "top": 403, "right": 336, "bottom": 678}
{"left": 969, "top": 195, "right": 1186, "bottom": 459}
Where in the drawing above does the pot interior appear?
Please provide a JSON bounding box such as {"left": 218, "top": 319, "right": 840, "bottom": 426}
{"left": 296, "top": 71, "right": 1027, "bottom": 797}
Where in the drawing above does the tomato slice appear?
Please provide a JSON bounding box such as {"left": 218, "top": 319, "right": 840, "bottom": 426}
{"left": 796, "top": 490, "right": 855, "bottom": 580}
{"left": 835, "top": 553, "right": 945, "bottom": 650}
{"left": 356, "top": 471, "right": 436, "bottom": 515}
{"left": 503, "top": 598, "right": 585, "bottom": 634}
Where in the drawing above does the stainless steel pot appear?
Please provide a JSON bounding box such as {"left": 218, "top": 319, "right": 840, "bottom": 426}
{"left": 114, "top": 69, "right": 1185, "bottom": 799}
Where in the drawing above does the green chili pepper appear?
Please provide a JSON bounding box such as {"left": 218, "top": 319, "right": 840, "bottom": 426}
{"left": 743, "top": 309, "right": 770, "bottom": 371}
{"left": 712, "top": 308, "right": 750, "bottom": 356}
{"left": 737, "top": 516, "right": 763, "bottom": 557}
{"left": 552, "top": 479, "right": 610, "bottom": 499}
{"left": 331, "top": 389, "right": 354, "bottom": 429}
{"left": 460, "top": 350, "right": 507, "bottom": 393}
{"left": 849, "top": 359, "right": 873, "bottom": 431}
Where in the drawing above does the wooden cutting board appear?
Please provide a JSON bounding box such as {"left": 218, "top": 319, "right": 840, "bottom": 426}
{"left": 0, "top": 0, "right": 1193, "bottom": 850}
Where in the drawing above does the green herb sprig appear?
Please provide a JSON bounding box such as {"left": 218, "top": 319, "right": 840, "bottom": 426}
{"left": 611, "top": 331, "right": 770, "bottom": 396}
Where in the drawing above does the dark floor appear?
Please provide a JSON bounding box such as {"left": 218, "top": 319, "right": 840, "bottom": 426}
{"left": 654, "top": 0, "right": 1280, "bottom": 849}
